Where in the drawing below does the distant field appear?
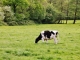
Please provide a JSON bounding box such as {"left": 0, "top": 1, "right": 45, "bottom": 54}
{"left": 62, "top": 20, "right": 80, "bottom": 24}
{"left": 0, "top": 24, "right": 80, "bottom": 60}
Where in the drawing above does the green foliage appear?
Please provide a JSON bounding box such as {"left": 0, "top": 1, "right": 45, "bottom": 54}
{"left": 0, "top": 21, "right": 7, "bottom": 26}
{"left": 43, "top": 4, "right": 57, "bottom": 24}
{"left": 29, "top": 3, "right": 45, "bottom": 23}
{"left": 0, "top": 0, "right": 80, "bottom": 25}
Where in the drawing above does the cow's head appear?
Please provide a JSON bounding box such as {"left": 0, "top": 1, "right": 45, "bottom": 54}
{"left": 35, "top": 37, "right": 40, "bottom": 43}
{"left": 35, "top": 34, "right": 42, "bottom": 43}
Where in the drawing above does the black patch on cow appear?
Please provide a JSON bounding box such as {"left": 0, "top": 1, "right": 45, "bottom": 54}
{"left": 44, "top": 30, "right": 51, "bottom": 38}
{"left": 56, "top": 32, "right": 58, "bottom": 35}
{"left": 35, "top": 33, "right": 42, "bottom": 43}
{"left": 51, "top": 31, "right": 55, "bottom": 35}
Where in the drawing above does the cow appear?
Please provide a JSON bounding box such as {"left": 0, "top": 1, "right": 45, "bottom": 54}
{"left": 35, "top": 30, "right": 59, "bottom": 44}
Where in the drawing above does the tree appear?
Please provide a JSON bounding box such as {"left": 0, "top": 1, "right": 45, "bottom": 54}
{"left": 66, "top": 0, "right": 69, "bottom": 24}
{"left": 0, "top": 0, "right": 80, "bottom": 25}
{"left": 29, "top": 2, "right": 45, "bottom": 23}
{"left": 73, "top": 0, "right": 78, "bottom": 24}
{"left": 3, "top": 0, "right": 29, "bottom": 13}
{"left": 43, "top": 4, "right": 57, "bottom": 24}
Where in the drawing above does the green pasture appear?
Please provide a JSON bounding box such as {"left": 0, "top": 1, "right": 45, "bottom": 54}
{"left": 0, "top": 24, "right": 80, "bottom": 60}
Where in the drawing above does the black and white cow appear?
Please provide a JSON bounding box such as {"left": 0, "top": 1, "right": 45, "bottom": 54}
{"left": 35, "top": 30, "right": 59, "bottom": 44}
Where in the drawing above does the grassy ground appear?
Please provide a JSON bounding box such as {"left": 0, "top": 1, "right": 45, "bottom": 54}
{"left": 0, "top": 24, "right": 80, "bottom": 60}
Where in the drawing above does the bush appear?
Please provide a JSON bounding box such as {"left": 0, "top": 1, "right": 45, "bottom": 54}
{"left": 42, "top": 4, "right": 57, "bottom": 24}
{"left": 16, "top": 20, "right": 36, "bottom": 25}
{"left": 0, "top": 21, "right": 7, "bottom": 26}
{"left": 7, "top": 21, "right": 18, "bottom": 26}
{"left": 29, "top": 3, "right": 45, "bottom": 23}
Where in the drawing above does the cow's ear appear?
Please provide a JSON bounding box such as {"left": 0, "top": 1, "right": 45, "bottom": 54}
{"left": 56, "top": 32, "right": 58, "bottom": 35}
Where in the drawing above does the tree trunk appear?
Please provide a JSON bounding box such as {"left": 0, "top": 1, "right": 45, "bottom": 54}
{"left": 73, "top": 0, "right": 78, "bottom": 24}
{"left": 13, "top": 4, "right": 16, "bottom": 13}
{"left": 66, "top": 0, "right": 69, "bottom": 24}
{"left": 58, "top": 14, "right": 61, "bottom": 24}
{"left": 58, "top": 1, "right": 63, "bottom": 24}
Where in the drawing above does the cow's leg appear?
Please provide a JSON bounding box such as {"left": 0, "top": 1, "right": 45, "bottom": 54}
{"left": 41, "top": 34, "right": 45, "bottom": 42}
{"left": 53, "top": 37, "right": 58, "bottom": 44}
{"left": 45, "top": 39, "right": 48, "bottom": 43}
{"left": 45, "top": 36, "right": 48, "bottom": 43}
{"left": 41, "top": 37, "right": 44, "bottom": 42}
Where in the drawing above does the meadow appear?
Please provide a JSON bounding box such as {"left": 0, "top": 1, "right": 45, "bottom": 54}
{"left": 0, "top": 23, "right": 80, "bottom": 60}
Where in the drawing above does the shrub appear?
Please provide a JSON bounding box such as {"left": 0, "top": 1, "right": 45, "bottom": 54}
{"left": 42, "top": 4, "right": 57, "bottom": 24}
{"left": 17, "top": 20, "right": 36, "bottom": 25}
{"left": 0, "top": 21, "right": 7, "bottom": 26}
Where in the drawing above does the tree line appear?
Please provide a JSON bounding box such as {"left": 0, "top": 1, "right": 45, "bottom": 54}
{"left": 0, "top": 0, "right": 80, "bottom": 25}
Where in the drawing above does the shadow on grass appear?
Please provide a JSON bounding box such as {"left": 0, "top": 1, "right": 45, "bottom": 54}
{"left": 34, "top": 42, "right": 64, "bottom": 45}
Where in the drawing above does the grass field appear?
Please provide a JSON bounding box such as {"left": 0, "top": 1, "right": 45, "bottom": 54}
{"left": 0, "top": 24, "right": 80, "bottom": 60}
